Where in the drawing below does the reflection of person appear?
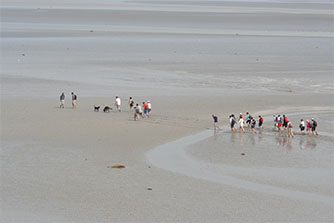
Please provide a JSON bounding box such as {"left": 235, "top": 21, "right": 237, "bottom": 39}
{"left": 286, "top": 138, "right": 293, "bottom": 151}
{"left": 59, "top": 92, "right": 65, "bottom": 108}
{"left": 306, "top": 137, "right": 317, "bottom": 149}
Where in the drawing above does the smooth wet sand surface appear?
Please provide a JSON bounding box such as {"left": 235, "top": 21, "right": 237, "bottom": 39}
{"left": 1, "top": 0, "right": 334, "bottom": 222}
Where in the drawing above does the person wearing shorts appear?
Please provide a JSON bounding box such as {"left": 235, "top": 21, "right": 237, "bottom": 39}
{"left": 115, "top": 96, "right": 121, "bottom": 112}
{"left": 238, "top": 114, "right": 245, "bottom": 132}
{"left": 277, "top": 115, "right": 282, "bottom": 132}
{"left": 283, "top": 115, "right": 288, "bottom": 129}
{"left": 230, "top": 114, "right": 236, "bottom": 132}
{"left": 287, "top": 121, "right": 294, "bottom": 137}
{"left": 143, "top": 102, "right": 148, "bottom": 118}
{"left": 311, "top": 118, "right": 318, "bottom": 135}
{"left": 212, "top": 114, "right": 219, "bottom": 130}
{"left": 306, "top": 120, "right": 312, "bottom": 135}
{"left": 147, "top": 101, "right": 152, "bottom": 117}
{"left": 60, "top": 92, "right": 65, "bottom": 109}
{"left": 128, "top": 97, "right": 134, "bottom": 112}
{"left": 251, "top": 118, "right": 256, "bottom": 134}
{"left": 71, "top": 92, "right": 77, "bottom": 109}
{"left": 258, "top": 115, "right": 263, "bottom": 129}
{"left": 246, "top": 112, "right": 251, "bottom": 127}
{"left": 273, "top": 114, "right": 277, "bottom": 129}
{"left": 299, "top": 119, "right": 305, "bottom": 135}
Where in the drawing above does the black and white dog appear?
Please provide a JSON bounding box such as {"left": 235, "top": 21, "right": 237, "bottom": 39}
{"left": 103, "top": 106, "right": 112, "bottom": 113}
{"left": 94, "top": 105, "right": 100, "bottom": 112}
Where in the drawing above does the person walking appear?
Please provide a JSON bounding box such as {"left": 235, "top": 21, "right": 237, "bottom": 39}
{"left": 311, "top": 118, "right": 318, "bottom": 135}
{"left": 299, "top": 119, "right": 305, "bottom": 135}
{"left": 59, "top": 92, "right": 65, "bottom": 108}
{"left": 238, "top": 114, "right": 245, "bottom": 132}
{"left": 283, "top": 115, "right": 288, "bottom": 130}
{"left": 277, "top": 115, "right": 282, "bottom": 132}
{"left": 258, "top": 115, "right": 264, "bottom": 129}
{"left": 143, "top": 102, "right": 148, "bottom": 118}
{"left": 115, "top": 96, "right": 121, "bottom": 112}
{"left": 212, "top": 114, "right": 219, "bottom": 130}
{"left": 273, "top": 114, "right": 277, "bottom": 129}
{"left": 230, "top": 114, "right": 237, "bottom": 132}
{"left": 251, "top": 117, "right": 257, "bottom": 134}
{"left": 306, "top": 120, "right": 312, "bottom": 135}
{"left": 246, "top": 112, "right": 251, "bottom": 128}
{"left": 147, "top": 101, "right": 152, "bottom": 117}
{"left": 128, "top": 97, "right": 134, "bottom": 112}
{"left": 287, "top": 121, "right": 294, "bottom": 137}
{"left": 71, "top": 92, "right": 77, "bottom": 109}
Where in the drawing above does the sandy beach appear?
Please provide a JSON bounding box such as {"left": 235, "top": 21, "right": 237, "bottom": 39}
{"left": 1, "top": 0, "right": 334, "bottom": 222}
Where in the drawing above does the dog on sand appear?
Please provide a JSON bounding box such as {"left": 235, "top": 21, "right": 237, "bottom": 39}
{"left": 94, "top": 105, "right": 100, "bottom": 112}
{"left": 103, "top": 106, "right": 112, "bottom": 113}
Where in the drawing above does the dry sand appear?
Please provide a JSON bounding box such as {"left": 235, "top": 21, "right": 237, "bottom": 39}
{"left": 1, "top": 0, "right": 334, "bottom": 222}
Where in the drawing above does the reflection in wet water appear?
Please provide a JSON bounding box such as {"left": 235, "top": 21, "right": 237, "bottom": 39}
{"left": 299, "top": 136, "right": 317, "bottom": 150}
{"left": 226, "top": 129, "right": 318, "bottom": 151}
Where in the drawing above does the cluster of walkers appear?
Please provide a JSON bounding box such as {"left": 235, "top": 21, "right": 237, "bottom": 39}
{"left": 59, "top": 92, "right": 77, "bottom": 109}
{"left": 228, "top": 112, "right": 264, "bottom": 134}
{"left": 212, "top": 112, "right": 319, "bottom": 137}
{"left": 212, "top": 112, "right": 263, "bottom": 134}
{"left": 59, "top": 93, "right": 152, "bottom": 120}
{"left": 128, "top": 97, "right": 152, "bottom": 121}
{"left": 273, "top": 114, "right": 318, "bottom": 136}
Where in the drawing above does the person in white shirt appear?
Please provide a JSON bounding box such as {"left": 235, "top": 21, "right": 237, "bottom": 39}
{"left": 115, "top": 96, "right": 121, "bottom": 112}
{"left": 299, "top": 119, "right": 305, "bottom": 135}
{"left": 147, "top": 101, "right": 152, "bottom": 117}
{"left": 238, "top": 114, "right": 245, "bottom": 132}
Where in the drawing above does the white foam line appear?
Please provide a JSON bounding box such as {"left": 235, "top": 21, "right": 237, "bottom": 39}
{"left": 146, "top": 111, "right": 334, "bottom": 205}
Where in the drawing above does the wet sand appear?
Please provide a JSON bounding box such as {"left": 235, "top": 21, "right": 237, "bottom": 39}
{"left": 1, "top": 0, "right": 334, "bottom": 222}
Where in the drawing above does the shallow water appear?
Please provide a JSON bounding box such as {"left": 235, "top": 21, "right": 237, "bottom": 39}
{"left": 146, "top": 110, "right": 334, "bottom": 205}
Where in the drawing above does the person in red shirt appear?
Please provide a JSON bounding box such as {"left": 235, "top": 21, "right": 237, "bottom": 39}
{"left": 143, "top": 102, "right": 148, "bottom": 118}
{"left": 258, "top": 115, "right": 264, "bottom": 129}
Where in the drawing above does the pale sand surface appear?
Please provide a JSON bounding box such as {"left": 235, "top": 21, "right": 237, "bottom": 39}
{"left": 1, "top": 0, "right": 334, "bottom": 222}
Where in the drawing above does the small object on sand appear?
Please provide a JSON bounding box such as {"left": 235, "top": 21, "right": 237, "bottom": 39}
{"left": 90, "top": 30, "right": 94, "bottom": 32}
{"left": 148, "top": 166, "right": 151, "bottom": 168}
{"left": 241, "top": 153, "right": 246, "bottom": 156}
{"left": 108, "top": 164, "right": 126, "bottom": 168}
{"left": 22, "top": 53, "right": 25, "bottom": 56}
{"left": 147, "top": 187, "right": 152, "bottom": 191}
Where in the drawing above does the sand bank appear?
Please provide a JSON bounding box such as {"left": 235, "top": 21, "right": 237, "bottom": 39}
{"left": 1, "top": 0, "right": 334, "bottom": 221}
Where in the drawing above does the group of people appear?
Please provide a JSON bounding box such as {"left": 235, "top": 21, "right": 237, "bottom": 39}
{"left": 228, "top": 112, "right": 264, "bottom": 134}
{"left": 273, "top": 114, "right": 318, "bottom": 136}
{"left": 298, "top": 118, "right": 318, "bottom": 135}
{"left": 212, "top": 112, "right": 319, "bottom": 137}
{"left": 272, "top": 114, "right": 295, "bottom": 137}
{"left": 59, "top": 93, "right": 152, "bottom": 120}
{"left": 129, "top": 97, "right": 152, "bottom": 120}
{"left": 59, "top": 92, "right": 77, "bottom": 109}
